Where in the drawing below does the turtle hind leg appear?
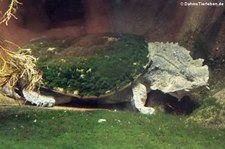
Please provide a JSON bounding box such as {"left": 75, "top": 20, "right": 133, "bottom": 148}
{"left": 22, "top": 89, "right": 55, "bottom": 107}
{"left": 131, "top": 83, "right": 155, "bottom": 115}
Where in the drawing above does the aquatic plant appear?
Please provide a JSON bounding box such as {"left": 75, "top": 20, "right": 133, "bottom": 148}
{"left": 24, "top": 34, "right": 149, "bottom": 96}
{"left": 186, "top": 97, "right": 225, "bottom": 128}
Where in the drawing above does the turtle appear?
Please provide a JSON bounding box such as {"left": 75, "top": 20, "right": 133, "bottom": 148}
{"left": 4, "top": 33, "right": 209, "bottom": 114}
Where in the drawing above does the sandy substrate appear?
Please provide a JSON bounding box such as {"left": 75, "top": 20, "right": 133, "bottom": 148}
{"left": 46, "top": 106, "right": 104, "bottom": 111}
{"left": 0, "top": 92, "right": 102, "bottom": 111}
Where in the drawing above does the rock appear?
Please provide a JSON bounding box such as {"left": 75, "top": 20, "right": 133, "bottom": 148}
{"left": 98, "top": 119, "right": 107, "bottom": 123}
{"left": 213, "top": 88, "right": 225, "bottom": 106}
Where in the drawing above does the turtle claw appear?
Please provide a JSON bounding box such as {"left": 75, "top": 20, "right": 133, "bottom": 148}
{"left": 22, "top": 89, "right": 55, "bottom": 107}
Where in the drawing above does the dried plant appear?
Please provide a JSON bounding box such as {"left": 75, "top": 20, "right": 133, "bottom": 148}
{"left": 0, "top": 0, "right": 42, "bottom": 97}
{"left": 0, "top": 41, "right": 42, "bottom": 91}
{"left": 0, "top": 0, "right": 22, "bottom": 25}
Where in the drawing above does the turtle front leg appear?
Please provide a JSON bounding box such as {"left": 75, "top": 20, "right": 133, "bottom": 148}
{"left": 131, "top": 83, "right": 155, "bottom": 115}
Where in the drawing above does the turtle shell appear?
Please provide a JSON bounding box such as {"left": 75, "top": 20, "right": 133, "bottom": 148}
{"left": 23, "top": 33, "right": 149, "bottom": 97}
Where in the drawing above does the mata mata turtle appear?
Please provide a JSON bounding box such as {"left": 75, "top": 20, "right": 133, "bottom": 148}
{"left": 19, "top": 33, "right": 209, "bottom": 114}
